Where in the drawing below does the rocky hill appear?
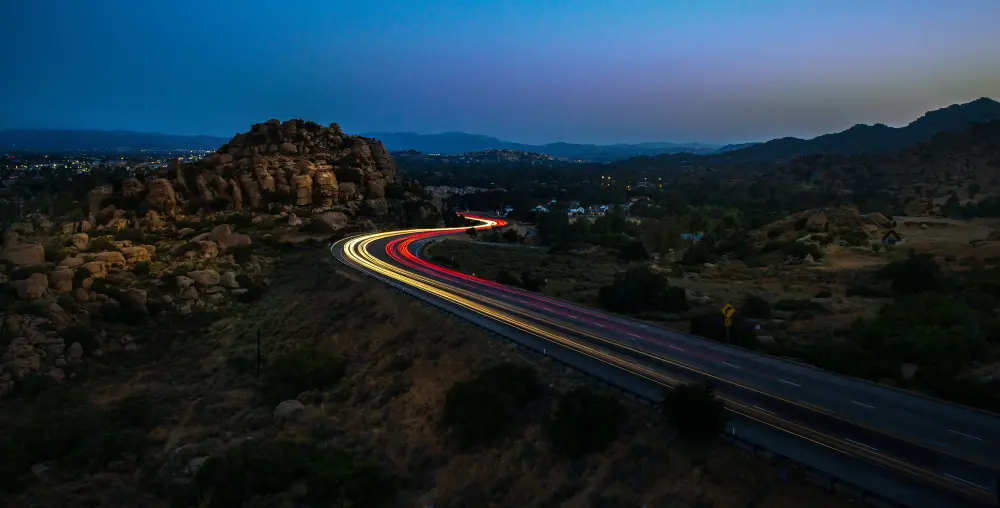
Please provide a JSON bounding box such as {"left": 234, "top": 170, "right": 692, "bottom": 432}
{"left": 80, "top": 119, "right": 423, "bottom": 231}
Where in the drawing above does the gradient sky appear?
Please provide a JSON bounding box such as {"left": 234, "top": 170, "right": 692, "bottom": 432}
{"left": 2, "top": 0, "right": 999, "bottom": 145}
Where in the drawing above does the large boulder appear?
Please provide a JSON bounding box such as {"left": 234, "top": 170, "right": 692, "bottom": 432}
{"left": 122, "top": 177, "right": 146, "bottom": 197}
{"left": 208, "top": 224, "right": 232, "bottom": 243}
{"left": 146, "top": 178, "right": 178, "bottom": 216}
{"left": 13, "top": 273, "right": 49, "bottom": 300}
{"left": 218, "top": 234, "right": 251, "bottom": 251}
{"left": 71, "top": 233, "right": 89, "bottom": 250}
{"left": 1, "top": 243, "right": 44, "bottom": 266}
{"left": 48, "top": 269, "right": 74, "bottom": 293}
{"left": 805, "top": 213, "right": 828, "bottom": 232}
{"left": 291, "top": 174, "right": 313, "bottom": 206}
{"left": 316, "top": 211, "right": 348, "bottom": 231}
{"left": 121, "top": 246, "right": 152, "bottom": 265}
{"left": 187, "top": 269, "right": 221, "bottom": 287}
{"left": 93, "top": 251, "right": 126, "bottom": 267}
{"left": 87, "top": 184, "right": 114, "bottom": 218}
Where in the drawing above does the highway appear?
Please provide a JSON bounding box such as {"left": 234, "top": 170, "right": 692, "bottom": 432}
{"left": 332, "top": 215, "right": 1000, "bottom": 508}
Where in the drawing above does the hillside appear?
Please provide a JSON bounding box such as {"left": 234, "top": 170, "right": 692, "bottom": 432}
{"left": 364, "top": 131, "right": 723, "bottom": 161}
{"left": 0, "top": 129, "right": 229, "bottom": 152}
{"left": 709, "top": 97, "right": 1000, "bottom": 164}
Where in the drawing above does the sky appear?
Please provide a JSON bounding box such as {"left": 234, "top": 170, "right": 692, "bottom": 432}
{"left": 2, "top": 0, "right": 1000, "bottom": 145}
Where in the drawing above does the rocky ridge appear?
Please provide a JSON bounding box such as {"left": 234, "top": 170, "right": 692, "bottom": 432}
{"left": 83, "top": 119, "right": 409, "bottom": 226}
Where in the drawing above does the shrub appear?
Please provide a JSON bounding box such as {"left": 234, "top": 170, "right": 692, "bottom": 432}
{"left": 261, "top": 348, "right": 346, "bottom": 405}
{"left": 741, "top": 294, "right": 771, "bottom": 319}
{"left": 86, "top": 236, "right": 118, "bottom": 252}
{"left": 815, "top": 289, "right": 833, "bottom": 298}
{"left": 133, "top": 261, "right": 150, "bottom": 277}
{"left": 545, "top": 388, "right": 625, "bottom": 458}
{"left": 189, "top": 441, "right": 395, "bottom": 508}
{"left": 442, "top": 363, "right": 541, "bottom": 448}
{"left": 114, "top": 228, "right": 146, "bottom": 243}
{"left": 772, "top": 298, "right": 822, "bottom": 313}
{"left": 599, "top": 265, "right": 687, "bottom": 313}
{"left": 9, "top": 265, "right": 48, "bottom": 281}
{"left": 495, "top": 270, "right": 521, "bottom": 287}
{"left": 228, "top": 244, "right": 254, "bottom": 264}
{"left": 520, "top": 271, "right": 546, "bottom": 291}
{"left": 44, "top": 243, "right": 72, "bottom": 264}
{"left": 880, "top": 252, "right": 941, "bottom": 293}
{"left": 661, "top": 384, "right": 726, "bottom": 441}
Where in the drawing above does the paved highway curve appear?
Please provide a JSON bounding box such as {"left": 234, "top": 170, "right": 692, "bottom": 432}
{"left": 333, "top": 215, "right": 999, "bottom": 508}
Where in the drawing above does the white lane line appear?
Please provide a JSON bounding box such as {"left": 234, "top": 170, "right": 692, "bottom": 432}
{"left": 948, "top": 430, "right": 983, "bottom": 441}
{"left": 722, "top": 362, "right": 741, "bottom": 369}
{"left": 850, "top": 400, "right": 876, "bottom": 410}
{"left": 627, "top": 333, "right": 640, "bottom": 338}
{"left": 777, "top": 378, "right": 801, "bottom": 387}
{"left": 844, "top": 438, "right": 878, "bottom": 451}
{"left": 752, "top": 405, "right": 775, "bottom": 415}
{"left": 943, "top": 473, "right": 989, "bottom": 490}
{"left": 668, "top": 345, "right": 685, "bottom": 352}
{"left": 594, "top": 323, "right": 606, "bottom": 328}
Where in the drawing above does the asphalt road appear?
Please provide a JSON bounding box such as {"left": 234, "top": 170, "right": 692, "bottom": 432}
{"left": 333, "top": 216, "right": 1000, "bottom": 508}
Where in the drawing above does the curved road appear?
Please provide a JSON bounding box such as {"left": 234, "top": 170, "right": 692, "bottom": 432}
{"left": 333, "top": 215, "right": 999, "bottom": 508}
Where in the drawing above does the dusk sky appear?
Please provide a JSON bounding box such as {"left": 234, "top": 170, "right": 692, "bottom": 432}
{"left": 2, "top": 0, "right": 999, "bottom": 145}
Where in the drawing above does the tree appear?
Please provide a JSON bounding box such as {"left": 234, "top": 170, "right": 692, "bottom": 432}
{"left": 598, "top": 265, "right": 687, "bottom": 313}
{"left": 661, "top": 384, "right": 726, "bottom": 441}
{"left": 465, "top": 227, "right": 477, "bottom": 239}
{"left": 879, "top": 252, "right": 941, "bottom": 294}
{"left": 495, "top": 270, "right": 521, "bottom": 287}
{"left": 520, "top": 271, "right": 546, "bottom": 292}
{"left": 742, "top": 294, "right": 771, "bottom": 319}
{"left": 545, "top": 388, "right": 625, "bottom": 458}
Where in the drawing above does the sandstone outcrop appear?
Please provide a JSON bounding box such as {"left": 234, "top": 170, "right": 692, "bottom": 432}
{"left": 1, "top": 243, "right": 45, "bottom": 266}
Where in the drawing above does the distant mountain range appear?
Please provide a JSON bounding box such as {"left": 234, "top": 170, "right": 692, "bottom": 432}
{"left": 362, "top": 131, "right": 734, "bottom": 162}
{"left": 706, "top": 97, "right": 1000, "bottom": 164}
{"left": 0, "top": 129, "right": 229, "bottom": 151}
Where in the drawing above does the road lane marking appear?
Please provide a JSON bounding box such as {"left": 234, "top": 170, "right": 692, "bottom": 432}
{"left": 722, "top": 362, "right": 741, "bottom": 369}
{"left": 850, "top": 400, "right": 876, "bottom": 410}
{"left": 668, "top": 345, "right": 685, "bottom": 352}
{"left": 844, "top": 438, "right": 878, "bottom": 451}
{"left": 594, "top": 323, "right": 606, "bottom": 328}
{"left": 777, "top": 378, "right": 800, "bottom": 387}
{"left": 948, "top": 430, "right": 982, "bottom": 441}
{"left": 943, "top": 473, "right": 989, "bottom": 490}
{"left": 752, "top": 405, "right": 775, "bottom": 415}
{"left": 627, "top": 333, "right": 640, "bottom": 339}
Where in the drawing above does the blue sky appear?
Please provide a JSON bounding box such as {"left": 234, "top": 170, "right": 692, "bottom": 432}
{"left": 2, "top": 0, "right": 999, "bottom": 144}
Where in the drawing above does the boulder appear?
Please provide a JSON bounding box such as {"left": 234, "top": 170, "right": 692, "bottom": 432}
{"left": 67, "top": 342, "right": 84, "bottom": 360}
{"left": 146, "top": 178, "right": 178, "bottom": 216}
{"left": 121, "top": 246, "right": 152, "bottom": 265}
{"left": 229, "top": 178, "right": 244, "bottom": 210}
{"left": 59, "top": 256, "right": 85, "bottom": 269}
{"left": 83, "top": 261, "right": 107, "bottom": 279}
{"left": 145, "top": 209, "right": 164, "bottom": 230}
{"left": 287, "top": 213, "right": 302, "bottom": 226}
{"left": 87, "top": 184, "right": 114, "bottom": 218}
{"left": 805, "top": 213, "right": 828, "bottom": 232}
{"left": 220, "top": 271, "right": 239, "bottom": 289}
{"left": 273, "top": 400, "right": 305, "bottom": 424}
{"left": 187, "top": 269, "right": 221, "bottom": 287}
{"left": 122, "top": 177, "right": 146, "bottom": 197}
{"left": 48, "top": 269, "right": 74, "bottom": 293}
{"left": 316, "top": 211, "right": 348, "bottom": 231}
{"left": 367, "top": 178, "right": 387, "bottom": 198}
{"left": 208, "top": 224, "right": 232, "bottom": 243}
{"left": 71, "top": 233, "right": 89, "bottom": 250}
{"left": 13, "top": 273, "right": 49, "bottom": 299}
{"left": 94, "top": 251, "right": 126, "bottom": 267}
{"left": 218, "top": 234, "right": 251, "bottom": 251}
{"left": 2, "top": 243, "right": 45, "bottom": 266}
{"left": 291, "top": 174, "right": 313, "bottom": 206}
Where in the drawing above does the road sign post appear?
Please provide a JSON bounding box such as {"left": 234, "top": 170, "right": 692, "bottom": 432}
{"left": 721, "top": 304, "right": 735, "bottom": 344}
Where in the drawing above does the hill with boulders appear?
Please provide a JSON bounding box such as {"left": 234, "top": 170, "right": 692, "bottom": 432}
{"left": 81, "top": 118, "right": 440, "bottom": 230}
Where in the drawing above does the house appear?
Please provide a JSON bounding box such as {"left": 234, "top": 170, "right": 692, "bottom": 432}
{"left": 532, "top": 205, "right": 549, "bottom": 213}
{"left": 680, "top": 232, "right": 705, "bottom": 242}
{"left": 882, "top": 230, "right": 903, "bottom": 245}
{"left": 567, "top": 206, "right": 586, "bottom": 217}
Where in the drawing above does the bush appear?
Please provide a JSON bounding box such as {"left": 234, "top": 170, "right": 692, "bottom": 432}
{"left": 133, "top": 260, "right": 150, "bottom": 277}
{"left": 520, "top": 271, "right": 546, "bottom": 292}
{"left": 44, "top": 243, "right": 72, "bottom": 264}
{"left": 9, "top": 265, "right": 48, "bottom": 281}
{"left": 845, "top": 282, "right": 893, "bottom": 298}
{"left": 741, "top": 294, "right": 771, "bottom": 319}
{"left": 86, "top": 236, "right": 118, "bottom": 252}
{"left": 545, "top": 388, "right": 625, "bottom": 458}
{"left": 880, "top": 252, "right": 941, "bottom": 293}
{"left": 815, "top": 289, "right": 833, "bottom": 298}
{"left": 617, "top": 239, "right": 649, "bottom": 262}
{"left": 661, "top": 384, "right": 726, "bottom": 441}
{"left": 599, "top": 265, "right": 687, "bottom": 314}
{"left": 189, "top": 441, "right": 395, "bottom": 508}
{"left": 114, "top": 228, "right": 146, "bottom": 243}
{"left": 495, "top": 270, "right": 521, "bottom": 287}
{"left": 442, "top": 363, "right": 541, "bottom": 448}
{"left": 261, "top": 348, "right": 346, "bottom": 405}
{"left": 772, "top": 298, "right": 823, "bottom": 313}
{"left": 228, "top": 244, "right": 254, "bottom": 264}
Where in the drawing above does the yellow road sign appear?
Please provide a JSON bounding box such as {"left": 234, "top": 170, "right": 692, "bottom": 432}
{"left": 724, "top": 317, "right": 733, "bottom": 327}
{"left": 721, "top": 303, "right": 736, "bottom": 318}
